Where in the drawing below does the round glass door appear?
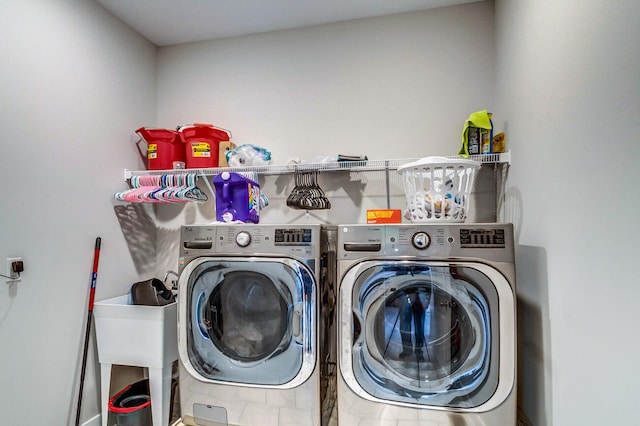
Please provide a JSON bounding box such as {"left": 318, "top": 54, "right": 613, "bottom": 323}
{"left": 204, "top": 270, "right": 291, "bottom": 362}
{"left": 180, "top": 257, "right": 316, "bottom": 387}
{"left": 345, "top": 262, "right": 500, "bottom": 408}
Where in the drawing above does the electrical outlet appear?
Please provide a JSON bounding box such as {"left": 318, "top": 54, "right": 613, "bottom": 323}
{"left": 5, "top": 257, "right": 23, "bottom": 282}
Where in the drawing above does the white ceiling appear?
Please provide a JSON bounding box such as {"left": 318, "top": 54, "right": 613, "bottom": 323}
{"left": 96, "top": 0, "right": 480, "bottom": 46}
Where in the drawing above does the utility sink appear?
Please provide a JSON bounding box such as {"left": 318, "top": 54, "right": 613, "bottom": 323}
{"left": 94, "top": 294, "right": 178, "bottom": 367}
{"left": 93, "top": 294, "right": 178, "bottom": 426}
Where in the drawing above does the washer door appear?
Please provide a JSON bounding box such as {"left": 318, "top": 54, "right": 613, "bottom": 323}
{"left": 179, "top": 257, "right": 316, "bottom": 388}
{"left": 339, "top": 261, "right": 515, "bottom": 410}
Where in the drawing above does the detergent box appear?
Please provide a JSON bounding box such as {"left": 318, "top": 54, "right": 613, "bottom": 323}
{"left": 213, "top": 172, "right": 260, "bottom": 223}
{"left": 218, "top": 142, "right": 237, "bottom": 167}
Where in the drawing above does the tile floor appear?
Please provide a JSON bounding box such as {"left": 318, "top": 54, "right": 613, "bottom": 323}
{"left": 169, "top": 404, "right": 337, "bottom": 426}
{"left": 170, "top": 409, "right": 533, "bottom": 426}
{"left": 170, "top": 406, "right": 531, "bottom": 425}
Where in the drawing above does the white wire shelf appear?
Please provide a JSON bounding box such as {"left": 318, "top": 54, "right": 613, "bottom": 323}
{"left": 123, "top": 152, "right": 510, "bottom": 180}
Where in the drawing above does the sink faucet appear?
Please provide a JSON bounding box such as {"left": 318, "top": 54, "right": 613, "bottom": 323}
{"left": 163, "top": 270, "right": 179, "bottom": 290}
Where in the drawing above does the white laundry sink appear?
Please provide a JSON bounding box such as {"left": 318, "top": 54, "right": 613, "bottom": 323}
{"left": 93, "top": 294, "right": 178, "bottom": 369}
{"left": 94, "top": 294, "right": 178, "bottom": 426}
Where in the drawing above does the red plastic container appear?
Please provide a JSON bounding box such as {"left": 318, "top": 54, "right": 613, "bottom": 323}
{"left": 135, "top": 127, "right": 185, "bottom": 170}
{"left": 178, "top": 123, "right": 231, "bottom": 169}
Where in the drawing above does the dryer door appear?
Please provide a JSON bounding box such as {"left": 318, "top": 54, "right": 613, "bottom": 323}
{"left": 178, "top": 257, "right": 316, "bottom": 388}
{"left": 339, "top": 260, "right": 515, "bottom": 411}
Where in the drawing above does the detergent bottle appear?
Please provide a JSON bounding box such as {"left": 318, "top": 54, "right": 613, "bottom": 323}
{"left": 481, "top": 112, "right": 494, "bottom": 154}
{"left": 213, "top": 172, "right": 260, "bottom": 223}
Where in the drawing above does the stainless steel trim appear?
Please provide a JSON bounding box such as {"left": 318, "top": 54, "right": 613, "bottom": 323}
{"left": 178, "top": 256, "right": 317, "bottom": 389}
{"left": 338, "top": 260, "right": 515, "bottom": 412}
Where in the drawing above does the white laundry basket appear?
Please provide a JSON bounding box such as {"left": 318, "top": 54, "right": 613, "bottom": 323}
{"left": 397, "top": 156, "right": 481, "bottom": 223}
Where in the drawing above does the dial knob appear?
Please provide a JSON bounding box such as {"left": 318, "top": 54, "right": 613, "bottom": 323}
{"left": 412, "top": 232, "right": 430, "bottom": 249}
{"left": 235, "top": 231, "right": 251, "bottom": 247}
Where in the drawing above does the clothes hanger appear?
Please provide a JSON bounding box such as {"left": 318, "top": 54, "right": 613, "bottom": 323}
{"left": 115, "top": 173, "right": 208, "bottom": 203}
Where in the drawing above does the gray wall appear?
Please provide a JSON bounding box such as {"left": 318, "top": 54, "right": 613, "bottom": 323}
{"left": 156, "top": 3, "right": 494, "bottom": 161}
{"left": 0, "top": 1, "right": 157, "bottom": 425}
{"left": 495, "top": 0, "right": 640, "bottom": 424}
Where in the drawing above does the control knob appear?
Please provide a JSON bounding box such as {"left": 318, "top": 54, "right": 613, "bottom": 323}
{"left": 235, "top": 231, "right": 251, "bottom": 247}
{"left": 412, "top": 232, "right": 430, "bottom": 249}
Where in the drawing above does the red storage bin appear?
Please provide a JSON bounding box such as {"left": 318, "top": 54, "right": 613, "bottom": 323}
{"left": 178, "top": 123, "right": 231, "bottom": 169}
{"left": 135, "top": 127, "right": 185, "bottom": 170}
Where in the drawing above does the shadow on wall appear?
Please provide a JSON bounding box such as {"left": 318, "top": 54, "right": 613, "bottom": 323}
{"left": 152, "top": 188, "right": 217, "bottom": 226}
{"left": 113, "top": 204, "right": 158, "bottom": 277}
{"left": 113, "top": 203, "right": 187, "bottom": 279}
{"left": 502, "top": 186, "right": 522, "bottom": 243}
{"left": 516, "top": 245, "right": 553, "bottom": 426}
{"left": 156, "top": 226, "right": 182, "bottom": 276}
{"left": 504, "top": 186, "right": 553, "bottom": 425}
{"left": 470, "top": 165, "right": 501, "bottom": 223}
{"left": 0, "top": 282, "right": 18, "bottom": 328}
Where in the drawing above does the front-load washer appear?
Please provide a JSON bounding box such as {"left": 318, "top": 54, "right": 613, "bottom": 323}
{"left": 337, "top": 224, "right": 516, "bottom": 425}
{"left": 177, "top": 224, "right": 337, "bottom": 426}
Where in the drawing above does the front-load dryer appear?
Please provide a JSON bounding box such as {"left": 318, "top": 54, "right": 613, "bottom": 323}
{"left": 337, "top": 224, "right": 516, "bottom": 425}
{"left": 177, "top": 224, "right": 336, "bottom": 426}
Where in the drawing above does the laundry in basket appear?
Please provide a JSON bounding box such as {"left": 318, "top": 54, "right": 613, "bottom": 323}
{"left": 397, "top": 156, "right": 481, "bottom": 223}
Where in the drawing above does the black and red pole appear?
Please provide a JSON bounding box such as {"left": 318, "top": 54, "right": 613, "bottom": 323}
{"left": 75, "top": 237, "right": 102, "bottom": 426}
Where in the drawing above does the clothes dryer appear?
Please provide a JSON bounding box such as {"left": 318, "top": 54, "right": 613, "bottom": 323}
{"left": 177, "top": 224, "right": 336, "bottom": 426}
{"left": 337, "top": 224, "right": 516, "bottom": 425}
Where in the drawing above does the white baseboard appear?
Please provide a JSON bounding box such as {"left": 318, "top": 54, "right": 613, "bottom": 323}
{"left": 80, "top": 413, "right": 101, "bottom": 426}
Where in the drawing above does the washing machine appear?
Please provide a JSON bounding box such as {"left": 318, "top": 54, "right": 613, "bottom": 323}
{"left": 176, "top": 224, "right": 337, "bottom": 426}
{"left": 337, "top": 224, "right": 516, "bottom": 425}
